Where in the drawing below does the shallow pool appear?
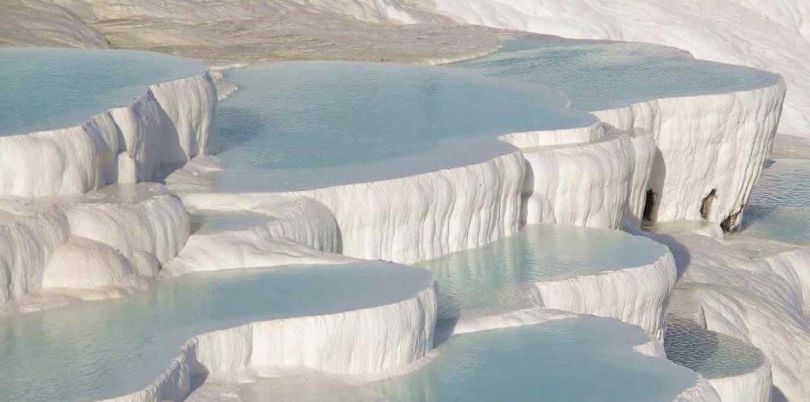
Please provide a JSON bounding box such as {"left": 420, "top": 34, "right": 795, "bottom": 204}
{"left": 0, "top": 263, "right": 430, "bottom": 402}
{"left": 418, "top": 224, "right": 667, "bottom": 321}
{"left": 0, "top": 48, "right": 205, "bottom": 136}
{"left": 189, "top": 210, "right": 277, "bottom": 235}
{"left": 741, "top": 159, "right": 810, "bottom": 244}
{"left": 454, "top": 37, "right": 779, "bottom": 112}
{"left": 212, "top": 61, "right": 595, "bottom": 191}
{"left": 665, "top": 317, "right": 764, "bottom": 379}
{"left": 234, "top": 318, "right": 699, "bottom": 402}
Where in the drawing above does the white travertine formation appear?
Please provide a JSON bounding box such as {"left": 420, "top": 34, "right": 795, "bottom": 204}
{"left": 657, "top": 232, "right": 810, "bottom": 401}
{"left": 170, "top": 76, "right": 785, "bottom": 269}
{"left": 594, "top": 81, "right": 786, "bottom": 230}
{"left": 164, "top": 50, "right": 787, "bottom": 279}
{"left": 0, "top": 184, "right": 189, "bottom": 305}
{"left": 519, "top": 134, "right": 637, "bottom": 229}
{"left": 708, "top": 361, "right": 772, "bottom": 402}
{"left": 496, "top": 121, "right": 605, "bottom": 148}
{"left": 170, "top": 71, "right": 787, "bottom": 281}
{"left": 665, "top": 313, "right": 774, "bottom": 402}
{"left": 298, "top": 151, "right": 526, "bottom": 264}
{"left": 42, "top": 237, "right": 151, "bottom": 297}
{"left": 626, "top": 132, "right": 656, "bottom": 225}
{"left": 0, "top": 73, "right": 216, "bottom": 197}
{"left": 172, "top": 126, "right": 649, "bottom": 273}
{"left": 0, "top": 208, "right": 70, "bottom": 304}
{"left": 65, "top": 187, "right": 190, "bottom": 265}
{"left": 0, "top": 29, "right": 800, "bottom": 402}
{"left": 426, "top": 0, "right": 810, "bottom": 139}
{"left": 761, "top": 247, "right": 810, "bottom": 314}
{"left": 531, "top": 250, "right": 677, "bottom": 342}
{"left": 0, "top": 113, "right": 121, "bottom": 197}
{"left": 165, "top": 196, "right": 346, "bottom": 276}
{"left": 104, "top": 280, "right": 437, "bottom": 402}
{"left": 674, "top": 379, "right": 721, "bottom": 402}
{"left": 175, "top": 150, "right": 527, "bottom": 265}
{"left": 451, "top": 307, "right": 576, "bottom": 335}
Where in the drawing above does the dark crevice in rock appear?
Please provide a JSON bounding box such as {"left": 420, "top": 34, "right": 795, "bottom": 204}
{"left": 721, "top": 205, "right": 745, "bottom": 233}
{"left": 643, "top": 189, "right": 656, "bottom": 224}
{"left": 700, "top": 189, "right": 717, "bottom": 220}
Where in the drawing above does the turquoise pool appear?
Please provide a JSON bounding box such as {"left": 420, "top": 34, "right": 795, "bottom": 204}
{"left": 212, "top": 61, "right": 595, "bottom": 191}
{"left": 234, "top": 318, "right": 700, "bottom": 402}
{"left": 665, "top": 317, "right": 764, "bottom": 380}
{"left": 418, "top": 224, "right": 667, "bottom": 321}
{"left": 741, "top": 159, "right": 810, "bottom": 244}
{"left": 454, "top": 37, "right": 780, "bottom": 112}
{"left": 0, "top": 48, "right": 205, "bottom": 136}
{"left": 0, "top": 263, "right": 430, "bottom": 401}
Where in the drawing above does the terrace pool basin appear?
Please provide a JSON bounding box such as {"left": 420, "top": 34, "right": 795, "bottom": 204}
{"left": 0, "top": 48, "right": 205, "bottom": 136}
{"left": 418, "top": 224, "right": 668, "bottom": 321}
{"left": 0, "top": 263, "right": 431, "bottom": 401}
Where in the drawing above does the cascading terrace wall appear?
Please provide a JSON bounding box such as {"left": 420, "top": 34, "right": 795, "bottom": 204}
{"left": 104, "top": 279, "right": 438, "bottom": 402}
{"left": 0, "top": 69, "right": 215, "bottom": 305}
{"left": 0, "top": 186, "right": 189, "bottom": 305}
{"left": 0, "top": 73, "right": 217, "bottom": 198}
{"left": 0, "top": 53, "right": 790, "bottom": 402}
{"left": 0, "top": 59, "right": 787, "bottom": 306}
{"left": 594, "top": 80, "right": 786, "bottom": 231}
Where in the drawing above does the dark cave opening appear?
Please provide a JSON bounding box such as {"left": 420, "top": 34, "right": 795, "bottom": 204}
{"left": 642, "top": 189, "right": 656, "bottom": 224}
{"left": 700, "top": 189, "right": 717, "bottom": 220}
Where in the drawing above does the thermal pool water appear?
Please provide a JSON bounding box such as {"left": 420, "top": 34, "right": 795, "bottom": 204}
{"left": 454, "top": 37, "right": 780, "bottom": 112}
{"left": 218, "top": 318, "right": 700, "bottom": 402}
{"left": 418, "top": 224, "right": 667, "bottom": 322}
{"left": 0, "top": 48, "right": 205, "bottom": 136}
{"left": 0, "top": 263, "right": 430, "bottom": 401}
{"left": 212, "top": 61, "right": 595, "bottom": 191}
{"left": 742, "top": 158, "right": 810, "bottom": 244}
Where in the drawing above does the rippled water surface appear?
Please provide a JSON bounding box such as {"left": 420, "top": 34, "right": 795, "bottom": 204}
{"left": 0, "top": 48, "right": 205, "bottom": 136}
{"left": 236, "top": 318, "right": 698, "bottom": 402}
{"left": 213, "top": 62, "right": 595, "bottom": 191}
{"left": 742, "top": 159, "right": 810, "bottom": 244}
{"left": 665, "top": 318, "right": 764, "bottom": 379}
{"left": 0, "top": 263, "right": 429, "bottom": 402}
{"left": 418, "top": 224, "right": 668, "bottom": 320}
{"left": 454, "top": 37, "right": 779, "bottom": 111}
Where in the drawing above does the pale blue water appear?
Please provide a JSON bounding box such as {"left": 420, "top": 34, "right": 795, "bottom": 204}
{"left": 454, "top": 37, "right": 780, "bottom": 111}
{"left": 211, "top": 41, "right": 778, "bottom": 192}
{"left": 742, "top": 159, "right": 810, "bottom": 244}
{"left": 0, "top": 48, "right": 205, "bottom": 136}
{"left": 190, "top": 210, "right": 276, "bottom": 235}
{"left": 418, "top": 224, "right": 668, "bottom": 321}
{"left": 238, "top": 318, "right": 699, "bottom": 402}
{"left": 213, "top": 61, "right": 596, "bottom": 191}
{"left": 665, "top": 317, "right": 764, "bottom": 379}
{"left": 0, "top": 263, "right": 431, "bottom": 402}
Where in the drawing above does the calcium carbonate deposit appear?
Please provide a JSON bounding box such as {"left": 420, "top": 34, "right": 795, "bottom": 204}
{"left": 0, "top": 6, "right": 807, "bottom": 402}
{"left": 419, "top": 224, "right": 671, "bottom": 335}
{"left": 0, "top": 262, "right": 436, "bottom": 401}
{"left": 194, "top": 318, "right": 708, "bottom": 402}
{"left": 454, "top": 37, "right": 784, "bottom": 230}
